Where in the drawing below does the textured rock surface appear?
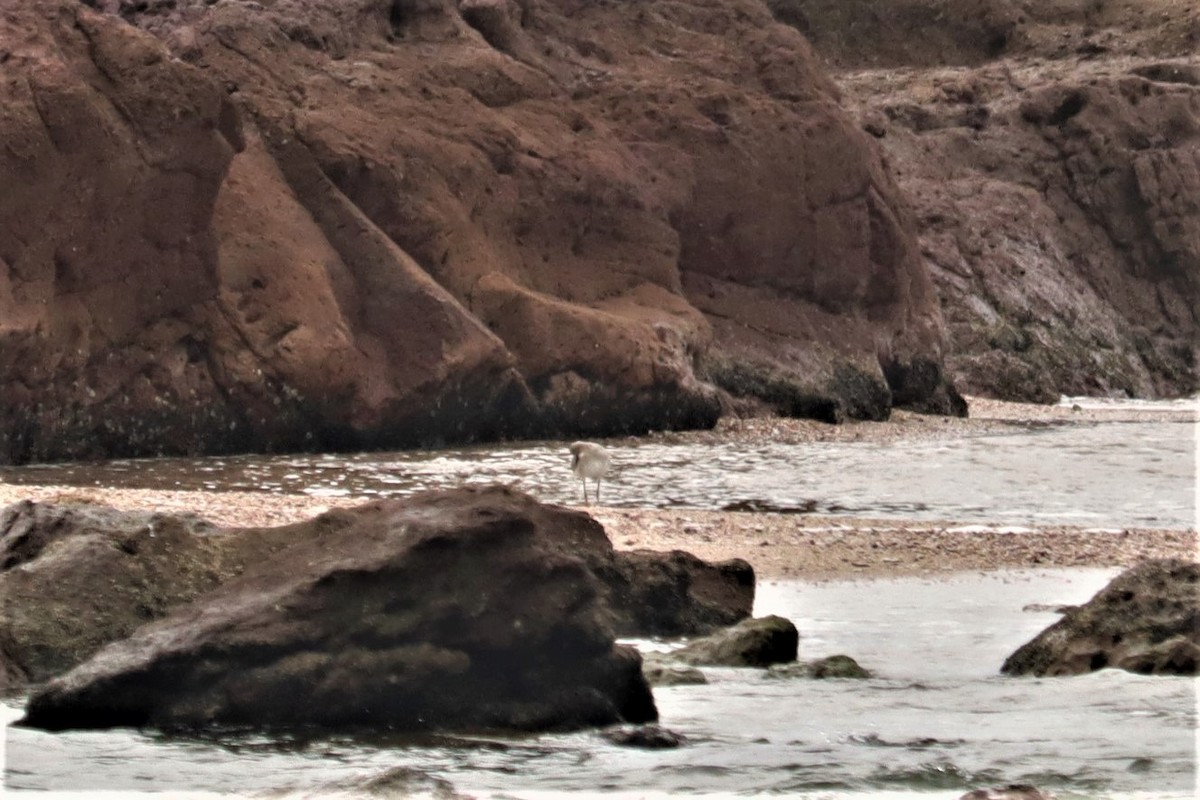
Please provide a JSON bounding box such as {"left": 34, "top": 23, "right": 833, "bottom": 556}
{"left": 0, "top": 0, "right": 960, "bottom": 464}
{"left": 0, "top": 488, "right": 752, "bottom": 693}
{"left": 601, "top": 549, "right": 755, "bottom": 638}
{"left": 0, "top": 499, "right": 291, "bottom": 691}
{"left": 774, "top": 0, "right": 1200, "bottom": 401}
{"left": 21, "top": 486, "right": 659, "bottom": 732}
{"left": 673, "top": 614, "right": 799, "bottom": 667}
{"left": 1001, "top": 559, "right": 1200, "bottom": 677}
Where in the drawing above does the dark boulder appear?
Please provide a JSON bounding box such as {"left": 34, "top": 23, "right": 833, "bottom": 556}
{"left": 21, "top": 486, "right": 657, "bottom": 733}
{"left": 0, "top": 491, "right": 753, "bottom": 693}
{"left": 1002, "top": 559, "right": 1200, "bottom": 677}
{"left": 673, "top": 615, "right": 799, "bottom": 668}
{"left": 601, "top": 550, "right": 755, "bottom": 638}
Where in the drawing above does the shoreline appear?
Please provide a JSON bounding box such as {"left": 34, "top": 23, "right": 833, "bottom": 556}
{"left": 0, "top": 483, "right": 1191, "bottom": 581}
{"left": 0, "top": 397, "right": 1194, "bottom": 581}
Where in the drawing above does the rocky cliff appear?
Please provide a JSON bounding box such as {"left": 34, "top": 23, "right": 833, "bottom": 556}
{"left": 0, "top": 0, "right": 961, "bottom": 464}
{"left": 772, "top": 0, "right": 1199, "bottom": 401}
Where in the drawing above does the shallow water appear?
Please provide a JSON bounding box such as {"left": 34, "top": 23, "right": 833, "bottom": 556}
{"left": 2, "top": 408, "right": 1195, "bottom": 797}
{"left": 5, "top": 569, "right": 1195, "bottom": 798}
{"left": 1, "top": 419, "right": 1194, "bottom": 530}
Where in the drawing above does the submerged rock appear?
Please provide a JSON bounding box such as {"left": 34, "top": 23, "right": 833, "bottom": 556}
{"left": 672, "top": 615, "right": 799, "bottom": 667}
{"left": 641, "top": 657, "right": 708, "bottom": 687}
{"left": 959, "top": 785, "right": 1056, "bottom": 800}
{"left": 808, "top": 654, "right": 872, "bottom": 679}
{"left": 1002, "top": 559, "right": 1200, "bottom": 677}
{"left": 766, "top": 655, "right": 872, "bottom": 680}
{"left": 21, "top": 486, "right": 658, "bottom": 733}
{"left": 601, "top": 724, "right": 688, "bottom": 749}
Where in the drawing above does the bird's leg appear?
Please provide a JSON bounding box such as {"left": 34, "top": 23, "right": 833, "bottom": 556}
{"left": 581, "top": 478, "right": 589, "bottom": 504}
{"left": 596, "top": 478, "right": 601, "bottom": 503}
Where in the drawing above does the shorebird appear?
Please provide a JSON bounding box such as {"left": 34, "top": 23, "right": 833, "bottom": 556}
{"left": 568, "top": 441, "right": 611, "bottom": 505}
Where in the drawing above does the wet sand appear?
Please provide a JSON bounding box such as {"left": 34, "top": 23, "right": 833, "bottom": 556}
{"left": 1, "top": 397, "right": 1193, "bottom": 580}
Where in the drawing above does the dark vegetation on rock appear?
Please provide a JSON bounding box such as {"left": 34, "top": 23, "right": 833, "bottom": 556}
{"left": 0, "top": 0, "right": 963, "bottom": 465}
{"left": 1002, "top": 558, "right": 1200, "bottom": 677}
{"left": 3, "top": 487, "right": 752, "bottom": 715}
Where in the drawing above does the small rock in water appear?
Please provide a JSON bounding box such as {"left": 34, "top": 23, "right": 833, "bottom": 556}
{"left": 959, "top": 785, "right": 1056, "bottom": 800}
{"left": 765, "top": 654, "right": 871, "bottom": 680}
{"left": 673, "top": 615, "right": 799, "bottom": 667}
{"left": 806, "top": 654, "right": 872, "bottom": 679}
{"left": 601, "top": 724, "right": 688, "bottom": 749}
{"left": 1021, "top": 603, "right": 1075, "bottom": 614}
{"left": 642, "top": 659, "right": 708, "bottom": 687}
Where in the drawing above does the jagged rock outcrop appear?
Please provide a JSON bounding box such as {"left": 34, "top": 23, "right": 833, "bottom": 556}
{"left": 20, "top": 485, "right": 662, "bottom": 732}
{"left": 0, "top": 487, "right": 753, "bottom": 693}
{"left": 0, "top": 0, "right": 961, "bottom": 464}
{"left": 770, "top": 0, "right": 1199, "bottom": 401}
{"left": 1001, "top": 559, "right": 1200, "bottom": 677}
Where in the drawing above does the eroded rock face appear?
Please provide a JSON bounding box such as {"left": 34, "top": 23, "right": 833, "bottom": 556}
{"left": 0, "top": 0, "right": 960, "bottom": 464}
{"left": 775, "top": 0, "right": 1200, "bottom": 401}
{"left": 1001, "top": 559, "right": 1200, "bottom": 677}
{"left": 0, "top": 488, "right": 752, "bottom": 694}
{"left": 21, "top": 486, "right": 660, "bottom": 732}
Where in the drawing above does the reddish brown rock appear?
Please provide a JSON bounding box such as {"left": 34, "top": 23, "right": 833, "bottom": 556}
{"left": 777, "top": 0, "right": 1200, "bottom": 401}
{"left": 0, "top": 0, "right": 959, "bottom": 464}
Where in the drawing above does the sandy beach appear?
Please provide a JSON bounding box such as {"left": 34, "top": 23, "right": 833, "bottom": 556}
{"left": 1, "top": 397, "right": 1193, "bottom": 581}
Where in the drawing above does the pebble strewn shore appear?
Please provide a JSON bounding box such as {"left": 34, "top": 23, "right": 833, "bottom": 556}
{"left": 1, "top": 398, "right": 1193, "bottom": 580}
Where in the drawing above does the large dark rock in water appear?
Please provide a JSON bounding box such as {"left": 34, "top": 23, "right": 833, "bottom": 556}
{"left": 0, "top": 490, "right": 752, "bottom": 694}
{"left": 0, "top": 0, "right": 960, "bottom": 465}
{"left": 21, "top": 486, "right": 660, "bottom": 732}
{"left": 1001, "top": 559, "right": 1200, "bottom": 677}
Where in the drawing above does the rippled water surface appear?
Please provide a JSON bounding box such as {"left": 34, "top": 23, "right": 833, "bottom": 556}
{"left": 5, "top": 570, "right": 1195, "bottom": 798}
{"left": 1, "top": 419, "right": 1194, "bottom": 530}
{"left": 2, "top": 407, "right": 1195, "bottom": 797}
